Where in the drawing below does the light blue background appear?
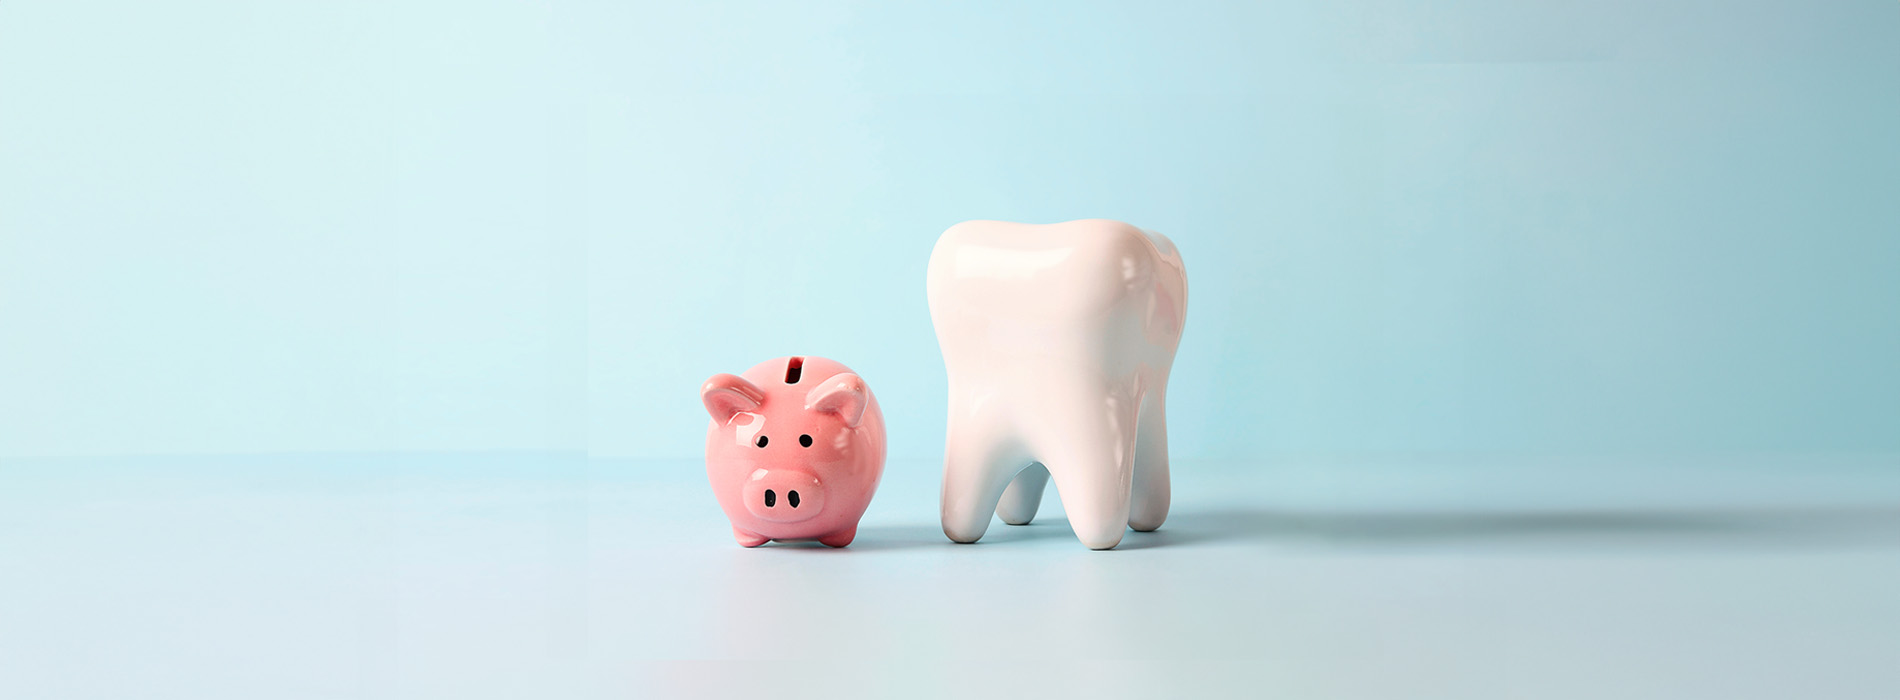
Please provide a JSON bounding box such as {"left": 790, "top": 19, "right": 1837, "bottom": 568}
{"left": 5, "top": 6, "right": 1900, "bottom": 697}
{"left": 4, "top": 1, "right": 1897, "bottom": 461}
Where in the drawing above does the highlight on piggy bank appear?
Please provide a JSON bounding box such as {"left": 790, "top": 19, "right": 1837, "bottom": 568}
{"left": 699, "top": 356, "right": 887, "bottom": 548}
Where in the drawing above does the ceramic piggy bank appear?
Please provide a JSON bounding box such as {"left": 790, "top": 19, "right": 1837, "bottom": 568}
{"left": 928, "top": 220, "right": 1187, "bottom": 550}
{"left": 700, "top": 356, "right": 886, "bottom": 548}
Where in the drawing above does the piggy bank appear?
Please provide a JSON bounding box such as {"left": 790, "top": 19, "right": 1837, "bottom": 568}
{"left": 700, "top": 356, "right": 886, "bottom": 548}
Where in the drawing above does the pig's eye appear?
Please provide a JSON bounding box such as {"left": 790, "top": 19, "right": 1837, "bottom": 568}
{"left": 799, "top": 434, "right": 813, "bottom": 448}
{"left": 755, "top": 435, "right": 768, "bottom": 448}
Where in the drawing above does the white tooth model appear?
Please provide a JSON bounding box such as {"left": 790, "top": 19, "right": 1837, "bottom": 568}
{"left": 927, "top": 219, "right": 1187, "bottom": 550}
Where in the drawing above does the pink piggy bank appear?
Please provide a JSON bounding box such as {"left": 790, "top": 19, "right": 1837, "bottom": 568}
{"left": 700, "top": 356, "right": 886, "bottom": 548}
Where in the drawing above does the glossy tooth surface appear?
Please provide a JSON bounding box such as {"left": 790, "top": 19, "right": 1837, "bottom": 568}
{"left": 927, "top": 220, "right": 1187, "bottom": 550}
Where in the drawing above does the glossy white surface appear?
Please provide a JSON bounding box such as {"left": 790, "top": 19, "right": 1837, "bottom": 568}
{"left": 3, "top": 453, "right": 1897, "bottom": 699}
{"left": 928, "top": 220, "right": 1188, "bottom": 549}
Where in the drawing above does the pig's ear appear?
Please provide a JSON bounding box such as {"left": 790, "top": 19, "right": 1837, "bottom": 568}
{"left": 805, "top": 373, "right": 868, "bottom": 428}
{"left": 701, "top": 373, "right": 765, "bottom": 423}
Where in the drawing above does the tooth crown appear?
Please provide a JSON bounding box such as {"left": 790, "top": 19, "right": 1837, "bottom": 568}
{"left": 928, "top": 220, "right": 1187, "bottom": 550}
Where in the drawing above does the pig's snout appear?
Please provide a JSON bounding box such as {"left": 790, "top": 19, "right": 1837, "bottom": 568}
{"left": 742, "top": 469, "right": 826, "bottom": 523}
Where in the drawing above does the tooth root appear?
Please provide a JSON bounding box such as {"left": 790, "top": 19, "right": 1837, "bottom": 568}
{"left": 996, "top": 463, "right": 1050, "bottom": 525}
{"left": 940, "top": 407, "right": 1023, "bottom": 544}
{"left": 1129, "top": 394, "right": 1171, "bottom": 532}
{"left": 1032, "top": 386, "right": 1141, "bottom": 550}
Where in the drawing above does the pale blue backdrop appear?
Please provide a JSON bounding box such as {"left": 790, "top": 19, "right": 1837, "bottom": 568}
{"left": 3, "top": 1, "right": 1897, "bottom": 461}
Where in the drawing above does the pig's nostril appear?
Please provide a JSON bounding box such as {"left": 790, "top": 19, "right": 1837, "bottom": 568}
{"left": 799, "top": 434, "right": 812, "bottom": 447}
{"left": 788, "top": 490, "right": 801, "bottom": 508}
{"left": 764, "top": 489, "right": 776, "bottom": 508}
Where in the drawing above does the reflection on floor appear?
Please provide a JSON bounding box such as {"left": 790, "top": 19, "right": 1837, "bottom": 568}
{"left": 3, "top": 453, "right": 1896, "bottom": 699}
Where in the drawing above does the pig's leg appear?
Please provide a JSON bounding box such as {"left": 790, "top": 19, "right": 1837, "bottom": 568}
{"left": 818, "top": 525, "right": 857, "bottom": 548}
{"left": 995, "top": 463, "right": 1050, "bottom": 525}
{"left": 1128, "top": 392, "right": 1171, "bottom": 532}
{"left": 732, "top": 527, "right": 769, "bottom": 548}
